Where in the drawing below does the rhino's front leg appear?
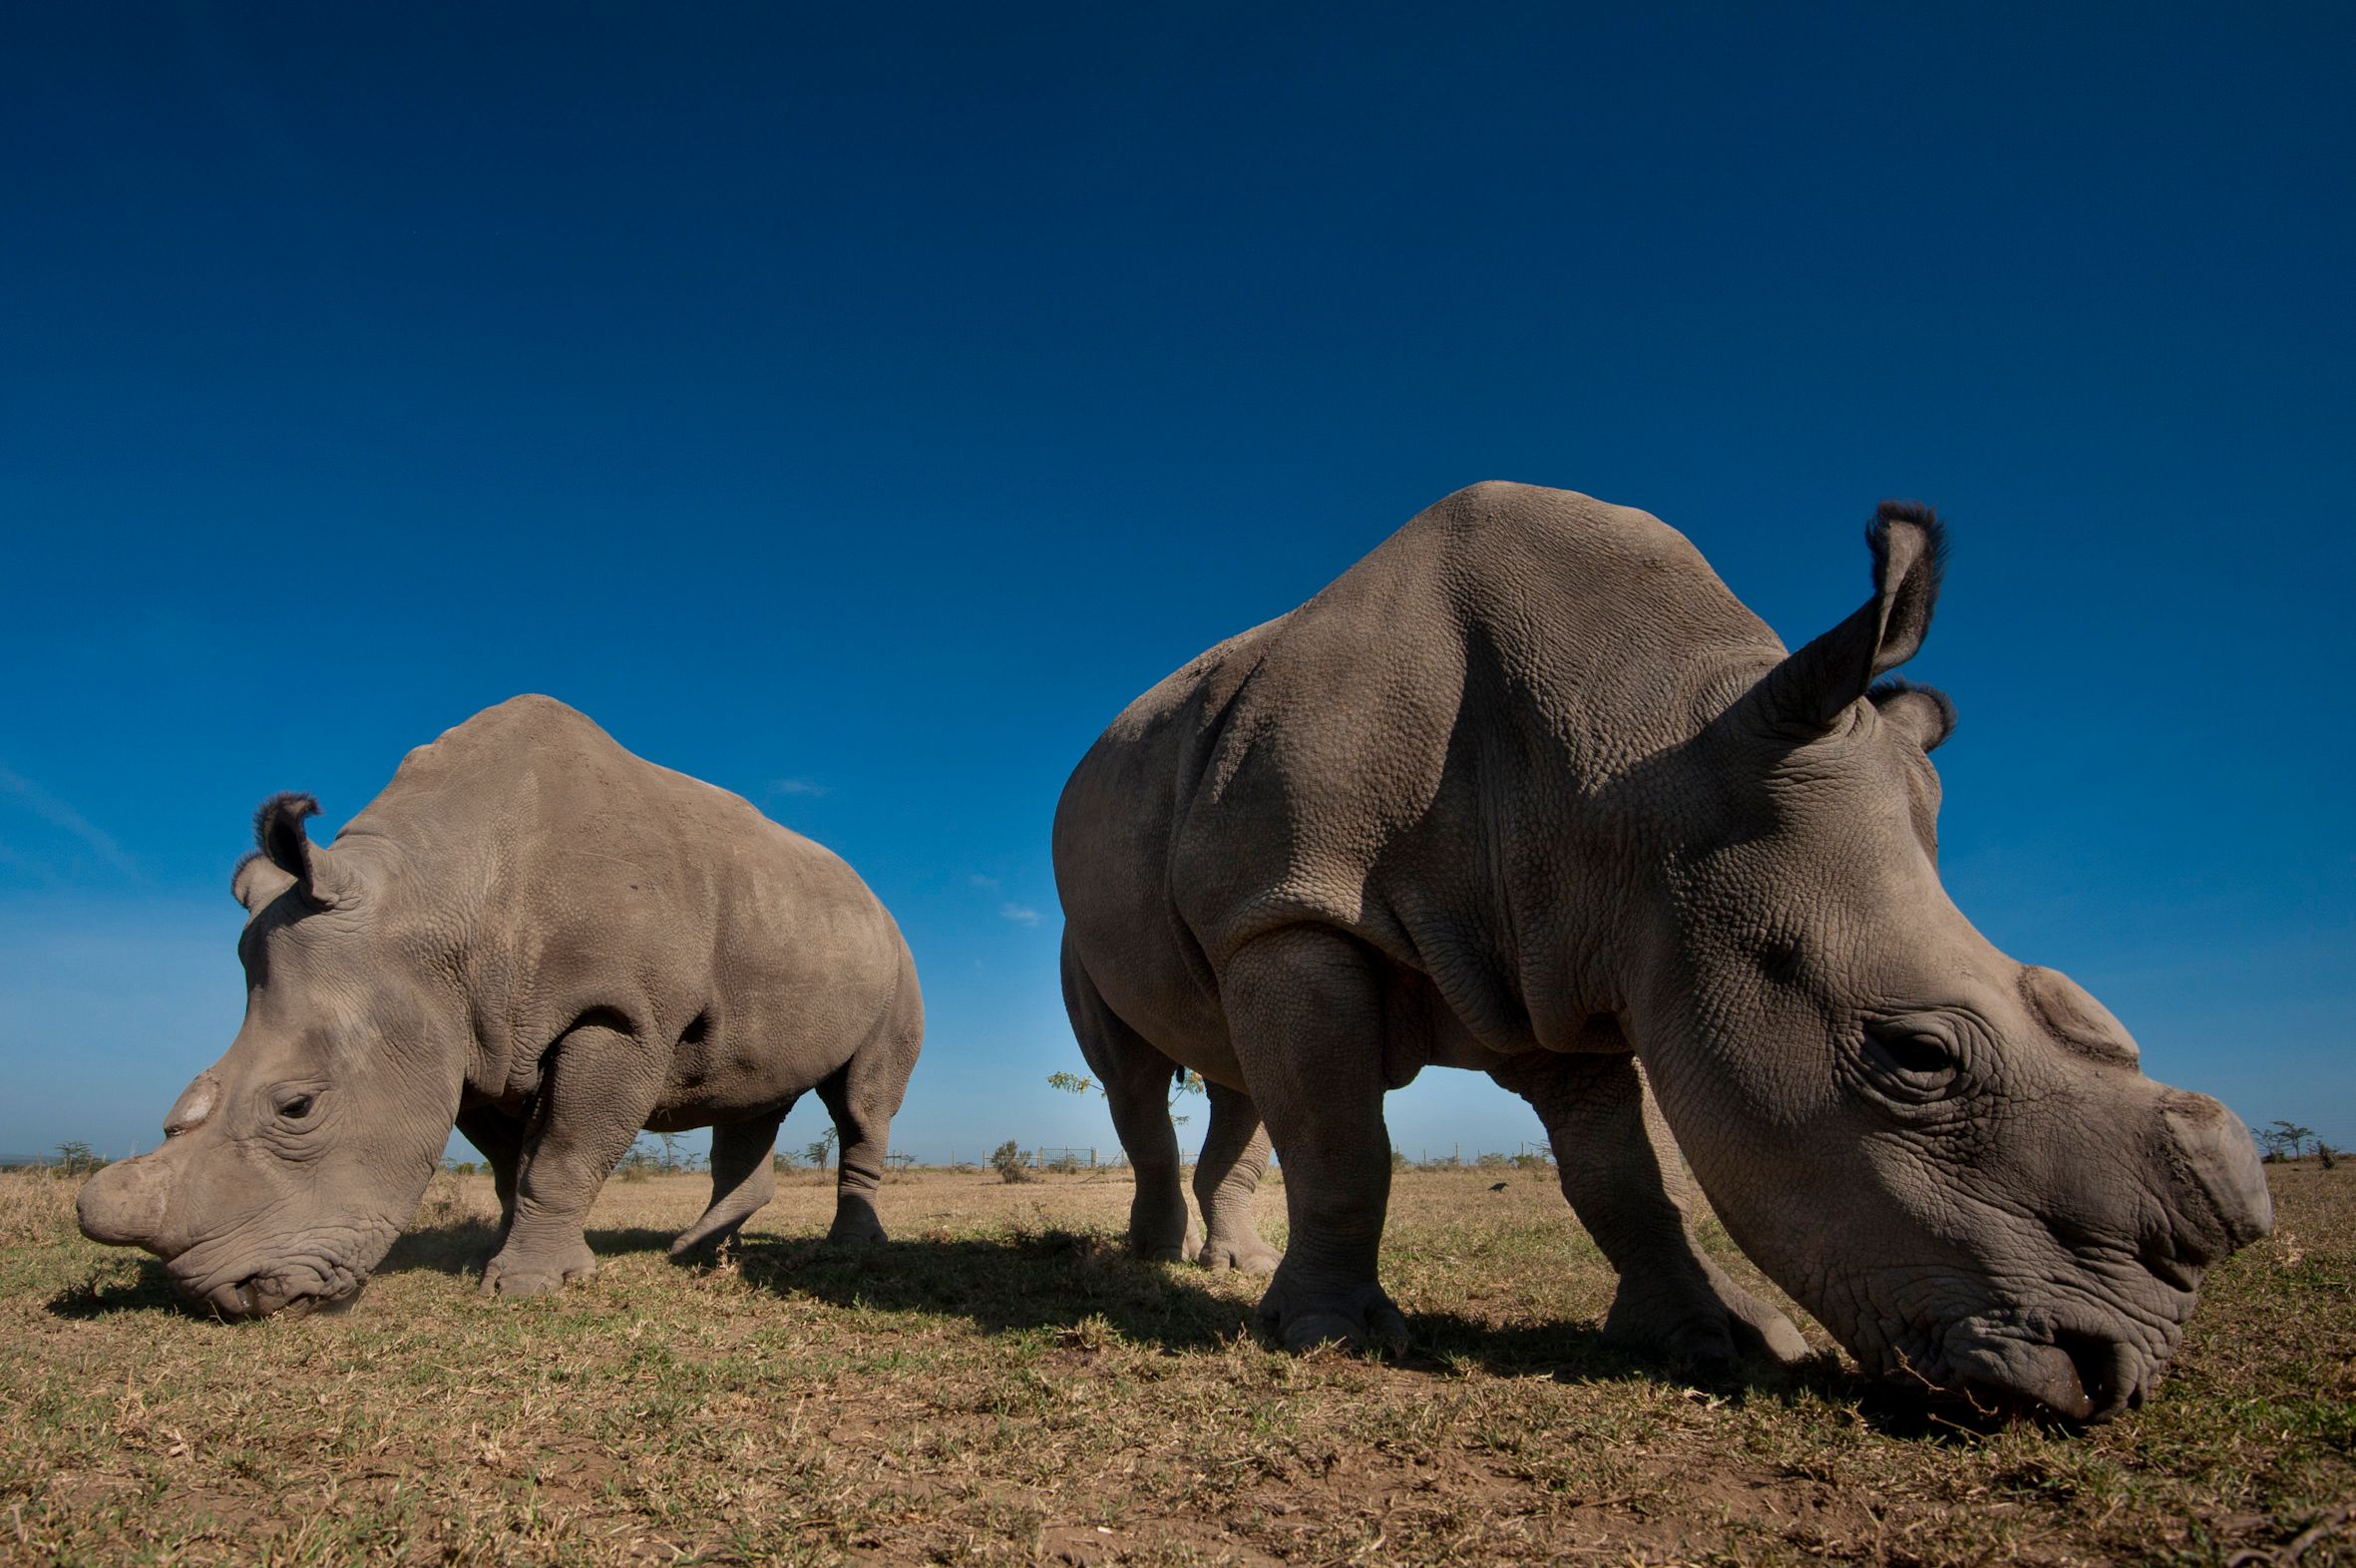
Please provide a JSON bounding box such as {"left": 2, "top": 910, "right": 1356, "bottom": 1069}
{"left": 483, "top": 1021, "right": 666, "bottom": 1299}
{"left": 1489, "top": 1047, "right": 1809, "bottom": 1372}
{"left": 453, "top": 1104, "right": 527, "bottom": 1249}
{"left": 1223, "top": 928, "right": 1405, "bottom": 1353}
{"left": 1194, "top": 1082, "right": 1281, "bottom": 1275}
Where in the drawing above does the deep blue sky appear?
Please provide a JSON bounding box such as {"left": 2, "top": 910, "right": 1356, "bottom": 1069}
{"left": 3, "top": 4, "right": 2349, "bottom": 1169}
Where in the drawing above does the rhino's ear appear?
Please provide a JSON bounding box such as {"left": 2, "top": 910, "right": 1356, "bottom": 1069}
{"left": 231, "top": 851, "right": 297, "bottom": 913}
{"left": 1870, "top": 679, "right": 1957, "bottom": 753}
{"left": 1744, "top": 501, "right": 1947, "bottom": 739}
{"left": 244, "top": 792, "right": 355, "bottom": 911}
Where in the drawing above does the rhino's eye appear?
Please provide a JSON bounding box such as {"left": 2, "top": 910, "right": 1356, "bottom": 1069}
{"left": 1861, "top": 1017, "right": 1963, "bottom": 1098}
{"left": 275, "top": 1092, "right": 317, "bottom": 1122}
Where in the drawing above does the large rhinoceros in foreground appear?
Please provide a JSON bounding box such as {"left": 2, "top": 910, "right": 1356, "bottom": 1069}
{"left": 80, "top": 695, "right": 923, "bottom": 1318}
{"left": 1053, "top": 482, "right": 2270, "bottom": 1420}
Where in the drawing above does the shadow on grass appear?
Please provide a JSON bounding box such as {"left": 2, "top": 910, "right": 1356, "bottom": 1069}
{"left": 1399, "top": 1309, "right": 2052, "bottom": 1438}
{"left": 46, "top": 1256, "right": 183, "bottom": 1319}
{"left": 714, "top": 1226, "right": 1261, "bottom": 1352}
{"left": 375, "top": 1216, "right": 502, "bottom": 1278}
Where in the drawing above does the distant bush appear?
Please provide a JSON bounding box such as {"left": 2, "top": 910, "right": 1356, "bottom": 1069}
{"left": 991, "top": 1140, "right": 1032, "bottom": 1184}
{"left": 1510, "top": 1151, "right": 1552, "bottom": 1171}
{"left": 1476, "top": 1151, "right": 1510, "bottom": 1170}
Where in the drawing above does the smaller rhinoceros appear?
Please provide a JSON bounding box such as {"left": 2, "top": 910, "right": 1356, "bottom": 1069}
{"left": 78, "top": 695, "right": 923, "bottom": 1318}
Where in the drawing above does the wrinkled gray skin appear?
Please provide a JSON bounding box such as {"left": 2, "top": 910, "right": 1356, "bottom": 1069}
{"left": 79, "top": 695, "right": 923, "bottom": 1319}
{"left": 1053, "top": 483, "right": 2271, "bottom": 1421}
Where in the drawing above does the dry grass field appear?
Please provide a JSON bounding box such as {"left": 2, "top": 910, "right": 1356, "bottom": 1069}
{"left": 1, "top": 1161, "right": 2349, "bottom": 1565}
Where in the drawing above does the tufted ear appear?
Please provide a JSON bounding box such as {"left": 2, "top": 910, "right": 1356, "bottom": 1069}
{"left": 1742, "top": 501, "right": 1947, "bottom": 739}
{"left": 232, "top": 793, "right": 355, "bottom": 912}
{"left": 1870, "top": 678, "right": 1957, "bottom": 753}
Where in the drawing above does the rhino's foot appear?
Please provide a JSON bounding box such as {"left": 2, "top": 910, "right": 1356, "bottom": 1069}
{"left": 1198, "top": 1233, "right": 1283, "bottom": 1276}
{"left": 1128, "top": 1193, "right": 1200, "bottom": 1264}
{"left": 1129, "top": 1208, "right": 1203, "bottom": 1264}
{"left": 1257, "top": 1275, "right": 1408, "bottom": 1355}
{"left": 1603, "top": 1271, "right": 1810, "bottom": 1375}
{"left": 825, "top": 1211, "right": 888, "bottom": 1246}
{"left": 481, "top": 1239, "right": 597, "bottom": 1299}
{"left": 666, "top": 1224, "right": 742, "bottom": 1262}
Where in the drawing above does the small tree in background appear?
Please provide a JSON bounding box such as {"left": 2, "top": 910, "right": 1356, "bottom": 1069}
{"left": 53, "top": 1141, "right": 105, "bottom": 1177}
{"left": 991, "top": 1140, "right": 1032, "bottom": 1184}
{"left": 2272, "top": 1122, "right": 2318, "bottom": 1162}
{"left": 772, "top": 1147, "right": 797, "bottom": 1175}
{"left": 805, "top": 1127, "right": 838, "bottom": 1171}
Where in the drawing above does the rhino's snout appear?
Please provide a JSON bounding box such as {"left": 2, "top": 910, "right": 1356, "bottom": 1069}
{"left": 2161, "top": 1093, "right": 2273, "bottom": 1262}
{"left": 78, "top": 1155, "right": 170, "bottom": 1252}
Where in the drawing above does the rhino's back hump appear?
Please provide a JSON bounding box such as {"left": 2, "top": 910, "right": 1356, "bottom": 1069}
{"left": 1076, "top": 483, "right": 1770, "bottom": 960}
{"left": 363, "top": 694, "right": 904, "bottom": 1039}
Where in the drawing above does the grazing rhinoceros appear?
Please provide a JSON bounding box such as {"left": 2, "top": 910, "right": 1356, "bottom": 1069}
{"left": 1052, "top": 482, "right": 2270, "bottom": 1420}
{"left": 78, "top": 695, "right": 923, "bottom": 1318}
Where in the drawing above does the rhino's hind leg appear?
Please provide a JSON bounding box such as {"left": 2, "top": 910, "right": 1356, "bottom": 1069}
{"left": 1061, "top": 934, "right": 1198, "bottom": 1263}
{"left": 816, "top": 965, "right": 923, "bottom": 1246}
{"left": 1194, "top": 1082, "right": 1281, "bottom": 1275}
{"left": 1489, "top": 1048, "right": 1809, "bottom": 1373}
{"left": 1222, "top": 928, "right": 1406, "bottom": 1353}
{"left": 669, "top": 1104, "right": 791, "bottom": 1259}
{"left": 483, "top": 1020, "right": 666, "bottom": 1299}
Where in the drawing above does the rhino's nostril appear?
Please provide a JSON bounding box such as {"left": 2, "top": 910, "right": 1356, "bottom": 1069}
{"left": 2053, "top": 1332, "right": 2113, "bottom": 1416}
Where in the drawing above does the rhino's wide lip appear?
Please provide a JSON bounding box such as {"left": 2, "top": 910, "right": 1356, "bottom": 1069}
{"left": 186, "top": 1269, "right": 368, "bottom": 1322}
{"left": 1860, "top": 1295, "right": 2180, "bottom": 1423}
{"left": 167, "top": 1230, "right": 392, "bottom": 1321}
{"left": 1933, "top": 1326, "right": 2153, "bottom": 1422}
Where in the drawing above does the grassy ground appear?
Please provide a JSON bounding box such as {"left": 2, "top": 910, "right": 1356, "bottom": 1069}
{"left": 1, "top": 1162, "right": 2348, "bottom": 1566}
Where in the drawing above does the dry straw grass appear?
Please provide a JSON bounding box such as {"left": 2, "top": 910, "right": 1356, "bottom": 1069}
{"left": 2, "top": 1161, "right": 2349, "bottom": 1564}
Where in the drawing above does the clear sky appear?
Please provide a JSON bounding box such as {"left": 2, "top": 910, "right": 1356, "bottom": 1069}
{"left": 3, "top": 5, "right": 2350, "bottom": 1169}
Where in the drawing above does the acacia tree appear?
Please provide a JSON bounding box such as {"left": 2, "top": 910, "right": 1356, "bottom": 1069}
{"left": 53, "top": 1141, "right": 104, "bottom": 1177}
{"left": 804, "top": 1127, "right": 838, "bottom": 1171}
{"left": 2272, "top": 1121, "right": 2318, "bottom": 1161}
